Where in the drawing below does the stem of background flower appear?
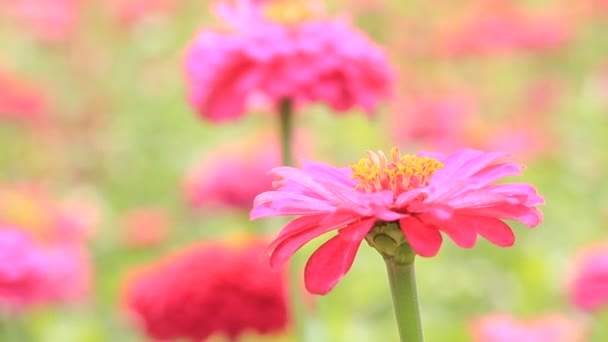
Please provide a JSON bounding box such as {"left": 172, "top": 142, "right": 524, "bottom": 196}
{"left": 278, "top": 98, "right": 309, "bottom": 341}
{"left": 384, "top": 255, "right": 424, "bottom": 342}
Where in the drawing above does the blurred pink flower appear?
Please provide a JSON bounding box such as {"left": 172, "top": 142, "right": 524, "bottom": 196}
{"left": 0, "top": 0, "right": 82, "bottom": 43}
{"left": 124, "top": 239, "right": 289, "bottom": 341}
{"left": 471, "top": 313, "right": 586, "bottom": 342}
{"left": 391, "top": 92, "right": 476, "bottom": 150}
{"left": 0, "top": 69, "right": 49, "bottom": 124}
{"left": 37, "top": 244, "right": 91, "bottom": 303}
{"left": 0, "top": 227, "right": 47, "bottom": 309}
{"left": 436, "top": 3, "right": 572, "bottom": 57}
{"left": 251, "top": 147, "right": 544, "bottom": 294}
{"left": 184, "top": 0, "right": 394, "bottom": 122}
{"left": 569, "top": 243, "right": 608, "bottom": 311}
{"left": 0, "top": 227, "right": 91, "bottom": 309}
{"left": 121, "top": 207, "right": 171, "bottom": 248}
{"left": 185, "top": 134, "right": 302, "bottom": 211}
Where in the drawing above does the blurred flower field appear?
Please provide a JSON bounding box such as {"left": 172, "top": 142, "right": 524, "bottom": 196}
{"left": 0, "top": 0, "right": 607, "bottom": 341}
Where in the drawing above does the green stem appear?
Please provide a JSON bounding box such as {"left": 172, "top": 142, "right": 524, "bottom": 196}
{"left": 279, "top": 98, "right": 294, "bottom": 166}
{"left": 384, "top": 257, "right": 424, "bottom": 342}
{"left": 278, "top": 98, "right": 308, "bottom": 341}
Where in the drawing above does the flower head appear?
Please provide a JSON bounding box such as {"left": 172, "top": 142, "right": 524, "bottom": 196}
{"left": 184, "top": 0, "right": 394, "bottom": 122}
{"left": 569, "top": 243, "right": 608, "bottom": 311}
{"left": 0, "top": 226, "right": 90, "bottom": 309}
{"left": 251, "top": 147, "right": 544, "bottom": 294}
{"left": 470, "top": 313, "right": 586, "bottom": 342}
{"left": 124, "top": 239, "right": 289, "bottom": 341}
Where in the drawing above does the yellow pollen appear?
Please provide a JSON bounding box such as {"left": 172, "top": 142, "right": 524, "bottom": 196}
{"left": 262, "top": 0, "right": 322, "bottom": 26}
{"left": 350, "top": 147, "right": 444, "bottom": 194}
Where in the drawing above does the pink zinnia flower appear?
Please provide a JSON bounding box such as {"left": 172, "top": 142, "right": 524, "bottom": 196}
{"left": 0, "top": 226, "right": 91, "bottom": 309}
{"left": 569, "top": 243, "right": 608, "bottom": 311}
{"left": 251, "top": 147, "right": 544, "bottom": 294}
{"left": 0, "top": 227, "right": 47, "bottom": 308}
{"left": 124, "top": 239, "right": 289, "bottom": 341}
{"left": 470, "top": 313, "right": 586, "bottom": 342}
{"left": 184, "top": 0, "right": 394, "bottom": 122}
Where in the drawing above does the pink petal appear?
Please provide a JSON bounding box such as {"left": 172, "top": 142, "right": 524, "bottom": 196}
{"left": 457, "top": 205, "right": 543, "bottom": 227}
{"left": 421, "top": 214, "right": 478, "bottom": 248}
{"left": 303, "top": 219, "right": 374, "bottom": 294}
{"left": 267, "top": 213, "right": 363, "bottom": 269}
{"left": 468, "top": 162, "right": 524, "bottom": 187}
{"left": 471, "top": 216, "right": 516, "bottom": 247}
{"left": 399, "top": 217, "right": 443, "bottom": 257}
{"left": 487, "top": 183, "right": 545, "bottom": 206}
{"left": 432, "top": 149, "right": 484, "bottom": 183}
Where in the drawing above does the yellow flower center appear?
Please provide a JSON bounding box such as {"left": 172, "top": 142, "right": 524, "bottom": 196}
{"left": 262, "top": 0, "right": 321, "bottom": 25}
{"left": 350, "top": 147, "right": 444, "bottom": 194}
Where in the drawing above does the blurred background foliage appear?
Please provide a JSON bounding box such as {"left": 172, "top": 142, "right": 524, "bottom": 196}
{"left": 0, "top": 0, "right": 607, "bottom": 341}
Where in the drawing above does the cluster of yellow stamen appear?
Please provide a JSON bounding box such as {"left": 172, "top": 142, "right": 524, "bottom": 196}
{"left": 262, "top": 0, "right": 323, "bottom": 26}
{"left": 350, "top": 147, "right": 445, "bottom": 194}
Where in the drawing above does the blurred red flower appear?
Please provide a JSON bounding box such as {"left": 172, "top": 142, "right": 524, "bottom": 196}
{"left": 184, "top": 0, "right": 394, "bottom": 122}
{"left": 251, "top": 147, "right": 544, "bottom": 294}
{"left": 569, "top": 243, "right": 608, "bottom": 311}
{"left": 124, "top": 239, "right": 289, "bottom": 341}
{"left": 470, "top": 313, "right": 586, "bottom": 342}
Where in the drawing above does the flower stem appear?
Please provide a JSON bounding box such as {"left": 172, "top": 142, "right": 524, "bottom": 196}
{"left": 279, "top": 98, "right": 294, "bottom": 166}
{"left": 278, "top": 98, "right": 309, "bottom": 341}
{"left": 384, "top": 254, "right": 424, "bottom": 342}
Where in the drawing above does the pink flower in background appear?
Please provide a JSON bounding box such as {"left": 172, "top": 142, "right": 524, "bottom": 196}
{"left": 470, "top": 313, "right": 586, "bottom": 342}
{"left": 0, "top": 227, "right": 91, "bottom": 309}
{"left": 185, "top": 134, "right": 300, "bottom": 210}
{"left": 121, "top": 207, "right": 171, "bottom": 248}
{"left": 0, "top": 69, "right": 49, "bottom": 124}
{"left": 391, "top": 92, "right": 476, "bottom": 150}
{"left": 251, "top": 147, "right": 544, "bottom": 294}
{"left": 0, "top": 227, "right": 47, "bottom": 308}
{"left": 569, "top": 243, "right": 608, "bottom": 311}
{"left": 437, "top": 2, "right": 571, "bottom": 57}
{"left": 184, "top": 0, "right": 394, "bottom": 122}
{"left": 37, "top": 244, "right": 91, "bottom": 303}
{"left": 0, "top": 0, "right": 82, "bottom": 43}
{"left": 125, "top": 239, "right": 289, "bottom": 341}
